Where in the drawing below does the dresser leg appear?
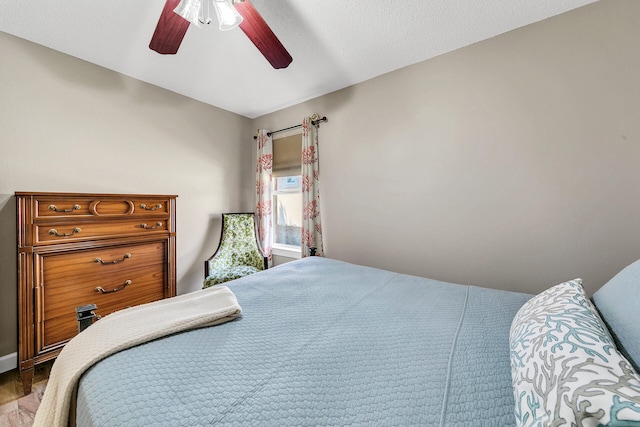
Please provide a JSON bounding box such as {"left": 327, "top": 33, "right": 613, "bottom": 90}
{"left": 20, "top": 368, "right": 34, "bottom": 395}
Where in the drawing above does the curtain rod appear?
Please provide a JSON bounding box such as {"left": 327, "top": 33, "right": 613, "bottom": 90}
{"left": 253, "top": 116, "right": 328, "bottom": 139}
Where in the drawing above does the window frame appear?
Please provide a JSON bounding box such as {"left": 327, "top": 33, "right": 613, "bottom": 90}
{"left": 270, "top": 129, "right": 303, "bottom": 258}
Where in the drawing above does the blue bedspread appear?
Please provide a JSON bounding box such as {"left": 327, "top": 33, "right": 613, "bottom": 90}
{"left": 75, "top": 257, "right": 532, "bottom": 426}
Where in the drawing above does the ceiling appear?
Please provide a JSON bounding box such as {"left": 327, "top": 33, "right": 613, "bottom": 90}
{"left": 1, "top": 0, "right": 597, "bottom": 119}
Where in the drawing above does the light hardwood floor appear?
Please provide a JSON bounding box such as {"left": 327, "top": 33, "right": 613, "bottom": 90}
{"left": 0, "top": 363, "right": 52, "bottom": 427}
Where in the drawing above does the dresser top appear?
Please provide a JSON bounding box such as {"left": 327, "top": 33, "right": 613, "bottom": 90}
{"left": 15, "top": 191, "right": 178, "bottom": 198}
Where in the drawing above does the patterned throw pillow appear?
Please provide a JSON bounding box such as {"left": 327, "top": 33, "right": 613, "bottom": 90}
{"left": 509, "top": 279, "right": 640, "bottom": 426}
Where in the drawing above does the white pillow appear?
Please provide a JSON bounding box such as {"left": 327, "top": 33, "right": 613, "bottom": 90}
{"left": 509, "top": 279, "right": 640, "bottom": 426}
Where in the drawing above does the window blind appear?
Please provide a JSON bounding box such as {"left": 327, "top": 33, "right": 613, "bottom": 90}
{"left": 272, "top": 133, "right": 302, "bottom": 177}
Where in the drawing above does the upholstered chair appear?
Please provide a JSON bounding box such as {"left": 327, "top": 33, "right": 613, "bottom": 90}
{"left": 203, "top": 213, "right": 268, "bottom": 288}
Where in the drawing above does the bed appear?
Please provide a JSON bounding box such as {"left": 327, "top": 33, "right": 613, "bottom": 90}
{"left": 40, "top": 256, "right": 640, "bottom": 426}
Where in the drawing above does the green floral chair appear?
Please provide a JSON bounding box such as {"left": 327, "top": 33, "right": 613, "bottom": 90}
{"left": 203, "top": 213, "right": 268, "bottom": 288}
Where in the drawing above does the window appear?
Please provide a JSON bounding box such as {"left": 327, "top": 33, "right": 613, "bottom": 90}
{"left": 273, "top": 176, "right": 302, "bottom": 248}
{"left": 271, "top": 133, "right": 302, "bottom": 253}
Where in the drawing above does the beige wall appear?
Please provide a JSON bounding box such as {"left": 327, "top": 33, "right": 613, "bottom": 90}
{"left": 253, "top": 0, "right": 640, "bottom": 296}
{"left": 0, "top": 33, "right": 254, "bottom": 360}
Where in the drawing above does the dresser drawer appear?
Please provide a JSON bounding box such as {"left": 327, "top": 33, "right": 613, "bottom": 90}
{"left": 40, "top": 266, "right": 166, "bottom": 350}
{"left": 35, "top": 218, "right": 169, "bottom": 244}
{"left": 35, "top": 197, "right": 92, "bottom": 218}
{"left": 41, "top": 241, "right": 166, "bottom": 280}
{"left": 131, "top": 199, "right": 172, "bottom": 216}
{"left": 34, "top": 196, "right": 172, "bottom": 219}
{"left": 42, "top": 260, "right": 166, "bottom": 319}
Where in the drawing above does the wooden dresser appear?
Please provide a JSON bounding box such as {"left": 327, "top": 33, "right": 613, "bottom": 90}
{"left": 16, "top": 192, "right": 177, "bottom": 393}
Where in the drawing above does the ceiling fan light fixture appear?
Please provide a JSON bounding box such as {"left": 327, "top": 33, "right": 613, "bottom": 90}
{"left": 213, "top": 0, "right": 243, "bottom": 31}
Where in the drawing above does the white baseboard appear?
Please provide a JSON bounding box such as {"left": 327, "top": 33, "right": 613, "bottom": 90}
{"left": 0, "top": 352, "right": 17, "bottom": 374}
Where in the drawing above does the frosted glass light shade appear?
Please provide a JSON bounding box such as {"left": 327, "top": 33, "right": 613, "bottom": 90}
{"left": 174, "top": 0, "right": 201, "bottom": 27}
{"left": 213, "top": 0, "right": 243, "bottom": 31}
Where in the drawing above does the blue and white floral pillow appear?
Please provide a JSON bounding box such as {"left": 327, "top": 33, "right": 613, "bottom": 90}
{"left": 509, "top": 279, "right": 640, "bottom": 426}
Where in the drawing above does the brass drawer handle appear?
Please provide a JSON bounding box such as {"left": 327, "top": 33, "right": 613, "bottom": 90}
{"left": 95, "top": 280, "right": 132, "bottom": 294}
{"left": 48, "top": 204, "right": 81, "bottom": 212}
{"left": 94, "top": 253, "right": 132, "bottom": 265}
{"left": 141, "top": 222, "right": 162, "bottom": 230}
{"left": 48, "top": 227, "right": 81, "bottom": 237}
{"left": 140, "top": 203, "right": 162, "bottom": 211}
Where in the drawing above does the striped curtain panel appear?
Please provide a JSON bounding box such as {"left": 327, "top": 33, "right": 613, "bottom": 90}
{"left": 301, "top": 116, "right": 324, "bottom": 257}
{"left": 255, "top": 129, "right": 273, "bottom": 265}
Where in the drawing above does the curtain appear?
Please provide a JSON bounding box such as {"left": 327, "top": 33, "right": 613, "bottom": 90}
{"left": 255, "top": 129, "right": 273, "bottom": 265}
{"left": 301, "top": 116, "right": 324, "bottom": 257}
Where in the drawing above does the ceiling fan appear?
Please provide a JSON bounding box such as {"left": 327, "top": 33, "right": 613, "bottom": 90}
{"left": 149, "top": 0, "right": 292, "bottom": 69}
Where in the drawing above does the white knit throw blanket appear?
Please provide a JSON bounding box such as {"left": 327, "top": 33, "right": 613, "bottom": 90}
{"left": 33, "top": 286, "right": 242, "bottom": 427}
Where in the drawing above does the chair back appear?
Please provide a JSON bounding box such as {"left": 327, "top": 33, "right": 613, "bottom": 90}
{"left": 205, "top": 213, "right": 267, "bottom": 277}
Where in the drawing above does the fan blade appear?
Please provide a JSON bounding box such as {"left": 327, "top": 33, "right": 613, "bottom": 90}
{"left": 234, "top": 0, "right": 293, "bottom": 69}
{"left": 149, "top": 0, "right": 191, "bottom": 54}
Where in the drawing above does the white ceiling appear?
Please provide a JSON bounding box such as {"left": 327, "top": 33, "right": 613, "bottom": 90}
{"left": 1, "top": 0, "right": 598, "bottom": 119}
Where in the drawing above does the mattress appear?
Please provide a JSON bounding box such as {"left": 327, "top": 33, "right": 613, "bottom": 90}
{"left": 75, "top": 257, "right": 532, "bottom": 426}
